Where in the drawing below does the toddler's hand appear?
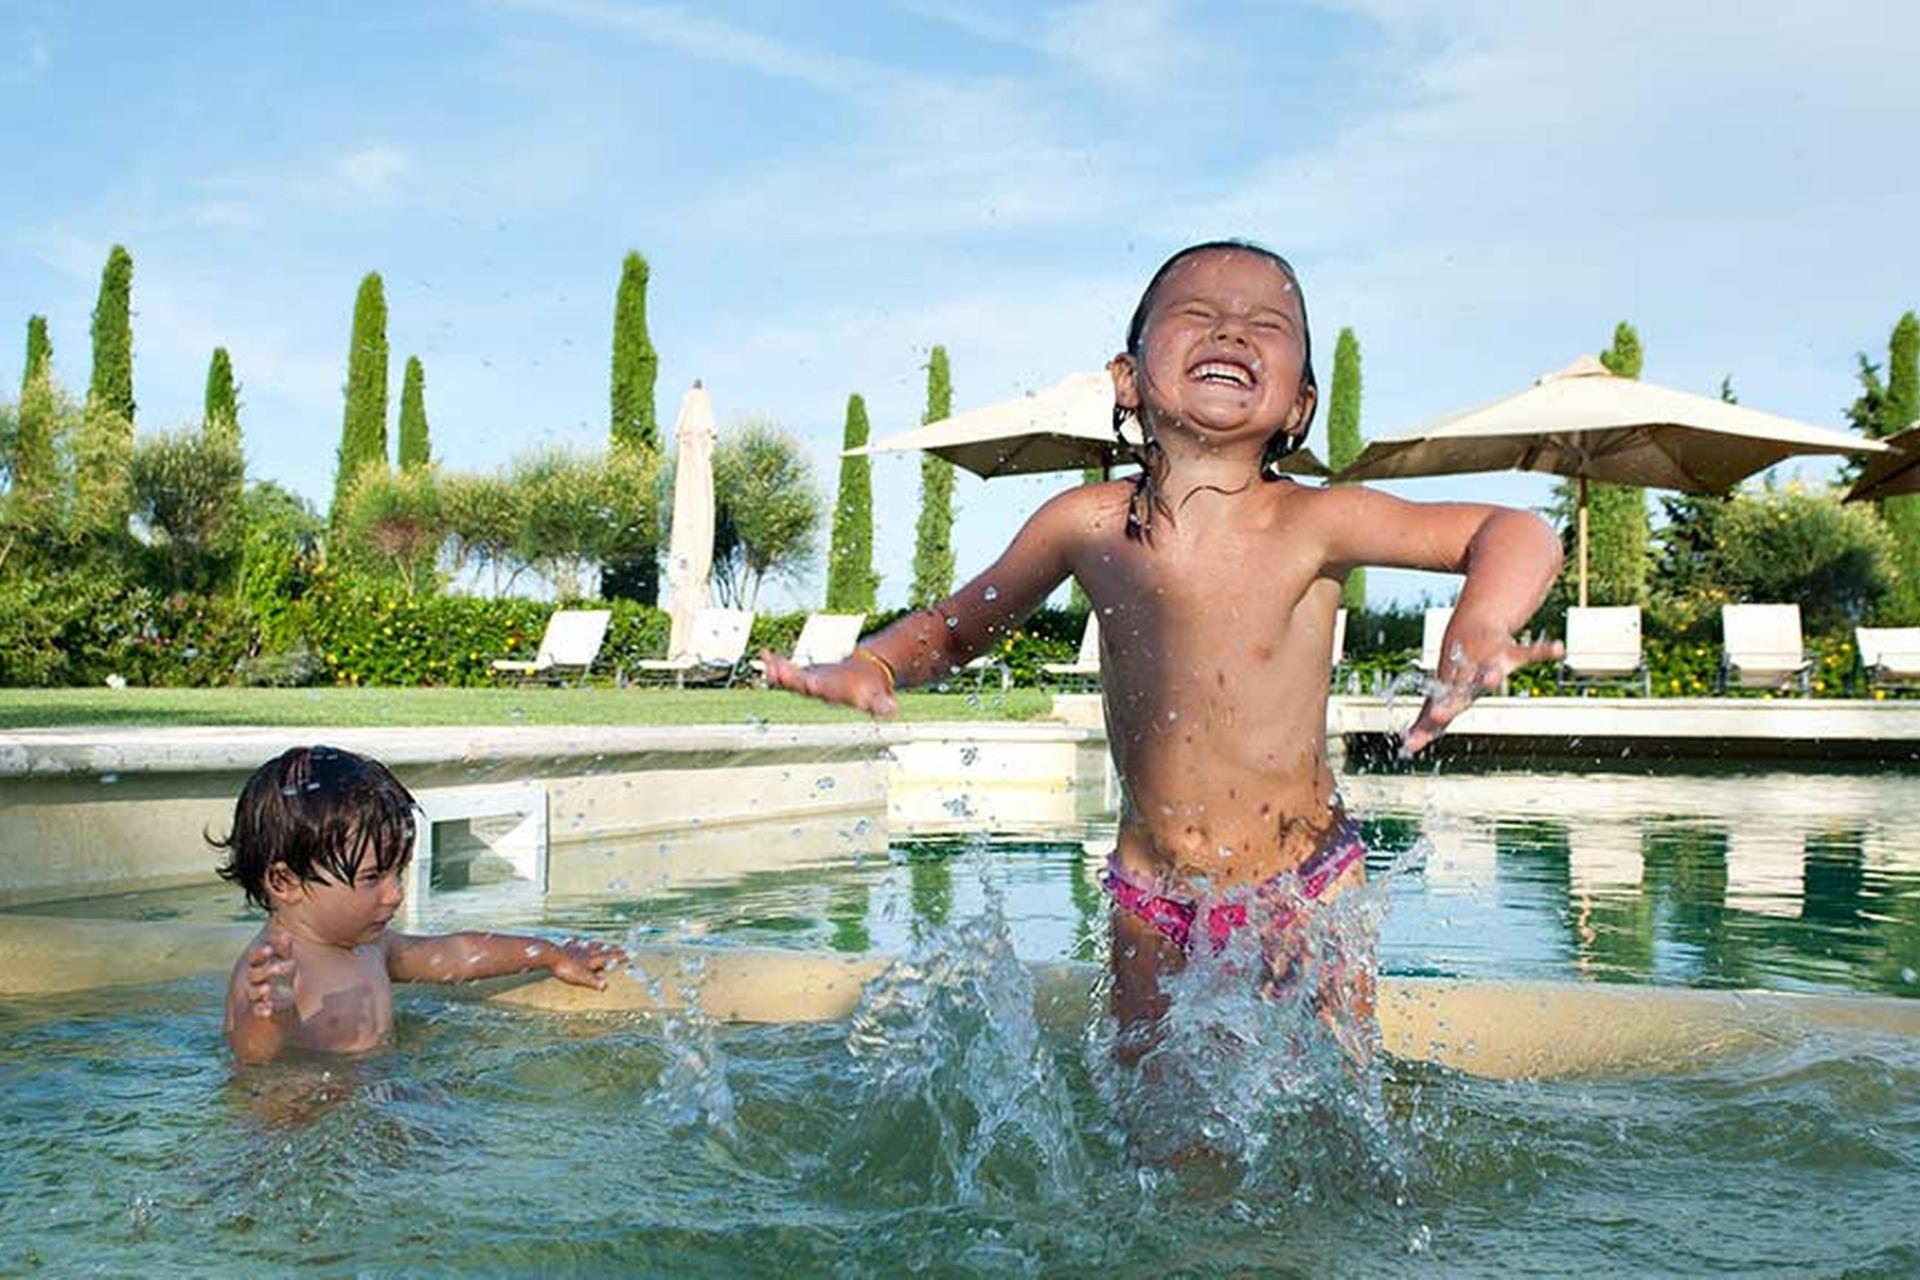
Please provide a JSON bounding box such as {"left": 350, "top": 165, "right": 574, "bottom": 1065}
{"left": 1403, "top": 626, "right": 1563, "bottom": 755}
{"left": 241, "top": 925, "right": 296, "bottom": 1020}
{"left": 760, "top": 649, "right": 899, "bottom": 716}
{"left": 547, "top": 938, "right": 627, "bottom": 991}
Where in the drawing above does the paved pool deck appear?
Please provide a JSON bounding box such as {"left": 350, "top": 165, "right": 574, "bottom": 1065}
{"left": 1054, "top": 694, "right": 1920, "bottom": 761}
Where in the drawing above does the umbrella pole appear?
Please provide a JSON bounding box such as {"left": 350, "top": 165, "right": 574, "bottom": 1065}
{"left": 1577, "top": 475, "right": 1589, "bottom": 608}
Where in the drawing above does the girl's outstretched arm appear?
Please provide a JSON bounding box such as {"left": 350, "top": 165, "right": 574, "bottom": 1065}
{"left": 762, "top": 487, "right": 1087, "bottom": 714}
{"left": 1320, "top": 487, "right": 1563, "bottom": 752}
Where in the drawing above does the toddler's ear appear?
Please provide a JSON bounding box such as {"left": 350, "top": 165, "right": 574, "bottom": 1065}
{"left": 264, "top": 861, "right": 303, "bottom": 905}
{"left": 1107, "top": 354, "right": 1141, "bottom": 413}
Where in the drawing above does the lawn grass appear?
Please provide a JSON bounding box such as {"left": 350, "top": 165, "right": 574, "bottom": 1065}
{"left": 0, "top": 685, "right": 1059, "bottom": 730}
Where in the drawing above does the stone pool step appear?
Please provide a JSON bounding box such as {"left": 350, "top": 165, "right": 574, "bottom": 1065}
{"left": 7, "top": 912, "right": 1910, "bottom": 1083}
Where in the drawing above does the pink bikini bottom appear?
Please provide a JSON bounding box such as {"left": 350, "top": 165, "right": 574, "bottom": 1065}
{"left": 1101, "top": 817, "right": 1368, "bottom": 953}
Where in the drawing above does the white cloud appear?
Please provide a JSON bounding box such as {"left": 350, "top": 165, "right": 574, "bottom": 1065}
{"left": 185, "top": 199, "right": 258, "bottom": 230}
{"left": 495, "top": 0, "right": 870, "bottom": 96}
{"left": 336, "top": 146, "right": 409, "bottom": 197}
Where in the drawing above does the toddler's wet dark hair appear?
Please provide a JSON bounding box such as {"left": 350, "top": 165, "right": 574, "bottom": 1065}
{"left": 1116, "top": 239, "right": 1318, "bottom": 538}
{"left": 213, "top": 745, "right": 418, "bottom": 911}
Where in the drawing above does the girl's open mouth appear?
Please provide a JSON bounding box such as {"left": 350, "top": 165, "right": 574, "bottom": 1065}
{"left": 1188, "top": 359, "right": 1256, "bottom": 389}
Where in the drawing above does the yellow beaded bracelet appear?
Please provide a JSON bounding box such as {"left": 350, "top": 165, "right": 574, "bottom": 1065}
{"left": 851, "top": 645, "right": 896, "bottom": 694}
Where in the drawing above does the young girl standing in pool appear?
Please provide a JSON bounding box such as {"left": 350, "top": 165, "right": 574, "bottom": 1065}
{"left": 763, "top": 240, "right": 1563, "bottom": 1053}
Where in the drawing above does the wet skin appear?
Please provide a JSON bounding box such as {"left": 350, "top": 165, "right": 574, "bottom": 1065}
{"left": 226, "top": 861, "right": 626, "bottom": 1064}
{"left": 762, "top": 248, "right": 1562, "bottom": 1048}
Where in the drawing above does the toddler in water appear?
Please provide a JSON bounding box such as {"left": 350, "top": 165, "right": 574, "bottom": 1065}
{"left": 763, "top": 240, "right": 1562, "bottom": 1053}
{"left": 218, "top": 745, "right": 624, "bottom": 1064}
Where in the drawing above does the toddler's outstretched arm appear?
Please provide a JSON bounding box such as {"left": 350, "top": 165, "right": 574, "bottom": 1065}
{"left": 385, "top": 931, "right": 626, "bottom": 989}
{"left": 763, "top": 490, "right": 1081, "bottom": 714}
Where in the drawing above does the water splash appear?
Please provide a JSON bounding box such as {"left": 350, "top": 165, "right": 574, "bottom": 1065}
{"left": 843, "top": 839, "right": 1084, "bottom": 1205}
{"left": 1088, "top": 842, "right": 1426, "bottom": 1211}
{"left": 643, "top": 945, "right": 737, "bottom": 1139}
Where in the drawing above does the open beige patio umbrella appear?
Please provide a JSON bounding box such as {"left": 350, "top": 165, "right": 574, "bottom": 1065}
{"left": 849, "top": 369, "right": 1328, "bottom": 479}
{"left": 663, "top": 380, "right": 717, "bottom": 659}
{"left": 1337, "top": 356, "right": 1891, "bottom": 605}
{"left": 1844, "top": 425, "right": 1920, "bottom": 502}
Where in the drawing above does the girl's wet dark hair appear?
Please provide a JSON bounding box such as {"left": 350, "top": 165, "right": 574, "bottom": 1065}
{"left": 1115, "top": 239, "right": 1318, "bottom": 539}
{"left": 213, "top": 745, "right": 419, "bottom": 911}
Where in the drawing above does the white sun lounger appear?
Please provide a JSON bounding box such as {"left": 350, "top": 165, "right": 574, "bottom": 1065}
{"left": 489, "top": 608, "right": 611, "bottom": 686}
{"left": 750, "top": 612, "right": 866, "bottom": 677}
{"left": 1721, "top": 603, "right": 1811, "bottom": 693}
{"left": 1417, "top": 606, "right": 1454, "bottom": 675}
{"left": 1855, "top": 625, "right": 1920, "bottom": 691}
{"left": 629, "top": 608, "right": 755, "bottom": 687}
{"left": 1560, "top": 605, "right": 1648, "bottom": 695}
{"left": 1040, "top": 612, "right": 1102, "bottom": 688}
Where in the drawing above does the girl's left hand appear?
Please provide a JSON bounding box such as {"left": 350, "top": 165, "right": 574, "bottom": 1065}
{"left": 1403, "top": 625, "right": 1562, "bottom": 755}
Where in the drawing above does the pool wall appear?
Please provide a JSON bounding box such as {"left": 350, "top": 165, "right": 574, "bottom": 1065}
{"left": 0, "top": 722, "right": 1111, "bottom": 908}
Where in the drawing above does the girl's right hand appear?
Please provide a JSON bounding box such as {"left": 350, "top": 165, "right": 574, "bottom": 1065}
{"left": 242, "top": 925, "right": 297, "bottom": 1019}
{"left": 760, "top": 650, "right": 900, "bottom": 717}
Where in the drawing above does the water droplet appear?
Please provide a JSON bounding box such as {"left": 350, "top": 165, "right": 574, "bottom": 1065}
{"left": 945, "top": 616, "right": 958, "bottom": 629}
{"left": 960, "top": 746, "right": 979, "bottom": 766}
{"left": 983, "top": 585, "right": 999, "bottom": 602}
{"left": 815, "top": 776, "right": 836, "bottom": 791}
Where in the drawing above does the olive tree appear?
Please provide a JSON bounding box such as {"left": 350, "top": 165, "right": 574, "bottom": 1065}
{"left": 505, "top": 445, "right": 660, "bottom": 601}
{"left": 129, "top": 426, "right": 246, "bottom": 591}
{"left": 335, "top": 461, "right": 445, "bottom": 596}
{"left": 707, "top": 418, "right": 822, "bottom": 609}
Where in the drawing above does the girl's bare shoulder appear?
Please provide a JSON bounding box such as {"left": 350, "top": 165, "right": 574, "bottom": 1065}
{"left": 1028, "top": 477, "right": 1133, "bottom": 542}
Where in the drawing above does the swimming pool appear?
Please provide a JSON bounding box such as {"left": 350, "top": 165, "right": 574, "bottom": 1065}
{"left": 4, "top": 762, "right": 1917, "bottom": 1273}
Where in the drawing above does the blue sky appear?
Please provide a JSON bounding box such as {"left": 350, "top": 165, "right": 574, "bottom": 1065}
{"left": 5, "top": 1, "right": 1918, "bottom": 608}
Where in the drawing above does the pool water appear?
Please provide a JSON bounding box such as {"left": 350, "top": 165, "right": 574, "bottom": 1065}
{"left": 5, "top": 765, "right": 1919, "bottom": 1274}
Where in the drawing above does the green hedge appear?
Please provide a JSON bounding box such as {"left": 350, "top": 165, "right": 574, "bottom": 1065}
{"left": 0, "top": 569, "right": 252, "bottom": 687}
{"left": 0, "top": 565, "right": 1905, "bottom": 697}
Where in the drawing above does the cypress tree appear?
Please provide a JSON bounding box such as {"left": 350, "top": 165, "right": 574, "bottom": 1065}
{"left": 825, "top": 392, "right": 878, "bottom": 611}
{"left": 910, "top": 345, "right": 956, "bottom": 607}
{"left": 610, "top": 251, "right": 658, "bottom": 452}
{"left": 11, "top": 348, "right": 59, "bottom": 531}
{"left": 1326, "top": 327, "right": 1366, "bottom": 610}
{"left": 1877, "top": 312, "right": 1920, "bottom": 621}
{"left": 333, "top": 272, "right": 389, "bottom": 522}
{"left": 73, "top": 246, "right": 136, "bottom": 543}
{"left": 1068, "top": 464, "right": 1102, "bottom": 612}
{"left": 88, "top": 245, "right": 135, "bottom": 425}
{"left": 397, "top": 355, "right": 430, "bottom": 471}
{"left": 1581, "top": 321, "right": 1649, "bottom": 604}
{"left": 1885, "top": 312, "right": 1918, "bottom": 438}
{"left": 603, "top": 251, "right": 661, "bottom": 602}
{"left": 22, "top": 315, "right": 51, "bottom": 394}
{"left": 204, "top": 346, "right": 239, "bottom": 446}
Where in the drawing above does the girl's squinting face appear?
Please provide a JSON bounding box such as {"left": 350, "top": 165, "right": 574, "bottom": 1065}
{"left": 1126, "top": 250, "right": 1309, "bottom": 442}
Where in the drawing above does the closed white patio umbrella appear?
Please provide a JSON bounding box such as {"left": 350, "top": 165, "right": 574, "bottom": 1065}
{"left": 1337, "top": 356, "right": 1891, "bottom": 605}
{"left": 850, "top": 370, "right": 1328, "bottom": 479}
{"left": 663, "top": 380, "right": 717, "bottom": 659}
